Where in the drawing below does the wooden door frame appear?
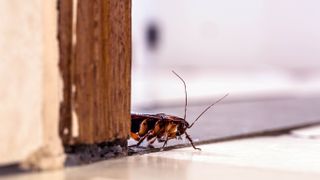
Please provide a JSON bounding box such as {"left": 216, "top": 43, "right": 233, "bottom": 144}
{"left": 58, "top": 0, "right": 131, "bottom": 146}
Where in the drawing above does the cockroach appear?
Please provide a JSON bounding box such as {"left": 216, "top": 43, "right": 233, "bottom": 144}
{"left": 130, "top": 71, "right": 228, "bottom": 150}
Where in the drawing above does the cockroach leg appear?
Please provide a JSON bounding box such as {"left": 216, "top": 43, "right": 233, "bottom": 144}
{"left": 130, "top": 132, "right": 140, "bottom": 141}
{"left": 185, "top": 131, "right": 201, "bottom": 151}
{"left": 147, "top": 144, "right": 155, "bottom": 148}
{"left": 161, "top": 137, "right": 169, "bottom": 151}
{"left": 136, "top": 130, "right": 153, "bottom": 146}
{"left": 147, "top": 136, "right": 157, "bottom": 145}
{"left": 138, "top": 118, "right": 149, "bottom": 136}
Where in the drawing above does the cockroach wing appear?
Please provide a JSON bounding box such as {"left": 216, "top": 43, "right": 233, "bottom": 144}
{"left": 131, "top": 113, "right": 162, "bottom": 133}
{"left": 131, "top": 113, "right": 163, "bottom": 120}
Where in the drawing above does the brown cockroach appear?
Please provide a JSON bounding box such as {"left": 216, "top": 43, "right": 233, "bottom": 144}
{"left": 130, "top": 71, "right": 228, "bottom": 150}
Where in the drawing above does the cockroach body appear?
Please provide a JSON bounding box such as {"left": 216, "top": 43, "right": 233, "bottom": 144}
{"left": 131, "top": 113, "right": 194, "bottom": 149}
{"left": 130, "top": 71, "right": 228, "bottom": 150}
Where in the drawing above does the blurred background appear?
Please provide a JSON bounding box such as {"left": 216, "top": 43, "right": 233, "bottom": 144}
{"left": 131, "top": 0, "right": 320, "bottom": 111}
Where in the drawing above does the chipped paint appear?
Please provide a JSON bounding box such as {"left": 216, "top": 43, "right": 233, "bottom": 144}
{"left": 63, "top": 128, "right": 69, "bottom": 135}
{"left": 72, "top": 108, "right": 79, "bottom": 138}
{"left": 72, "top": 84, "right": 76, "bottom": 94}
{"left": 72, "top": 0, "right": 78, "bottom": 48}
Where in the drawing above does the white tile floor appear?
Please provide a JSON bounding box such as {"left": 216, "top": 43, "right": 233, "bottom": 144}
{"left": 5, "top": 126, "right": 320, "bottom": 180}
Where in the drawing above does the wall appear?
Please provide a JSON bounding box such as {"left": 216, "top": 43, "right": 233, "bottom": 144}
{"left": 0, "top": 0, "right": 43, "bottom": 165}
{"left": 0, "top": 0, "right": 64, "bottom": 169}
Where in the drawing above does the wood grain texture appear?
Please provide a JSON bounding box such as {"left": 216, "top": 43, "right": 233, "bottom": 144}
{"left": 69, "top": 0, "right": 131, "bottom": 144}
{"left": 58, "top": 0, "right": 73, "bottom": 144}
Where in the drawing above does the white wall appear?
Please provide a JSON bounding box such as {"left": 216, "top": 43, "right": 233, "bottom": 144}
{"left": 0, "top": 0, "right": 43, "bottom": 165}
{"left": 132, "top": 0, "right": 320, "bottom": 108}
{"left": 133, "top": 0, "right": 320, "bottom": 69}
{"left": 0, "top": 0, "right": 63, "bottom": 168}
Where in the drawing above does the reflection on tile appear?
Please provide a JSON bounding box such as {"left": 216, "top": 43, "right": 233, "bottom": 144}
{"left": 291, "top": 126, "right": 320, "bottom": 139}
{"left": 5, "top": 132, "right": 320, "bottom": 180}
{"left": 5, "top": 155, "right": 319, "bottom": 180}
{"left": 148, "top": 135, "right": 320, "bottom": 173}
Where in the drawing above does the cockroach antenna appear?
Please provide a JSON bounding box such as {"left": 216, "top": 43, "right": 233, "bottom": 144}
{"left": 188, "top": 93, "right": 229, "bottom": 128}
{"left": 131, "top": 71, "right": 228, "bottom": 150}
{"left": 172, "top": 70, "right": 188, "bottom": 120}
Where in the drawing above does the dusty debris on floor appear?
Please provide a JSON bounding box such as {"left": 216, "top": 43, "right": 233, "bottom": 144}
{"left": 64, "top": 139, "right": 127, "bottom": 166}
